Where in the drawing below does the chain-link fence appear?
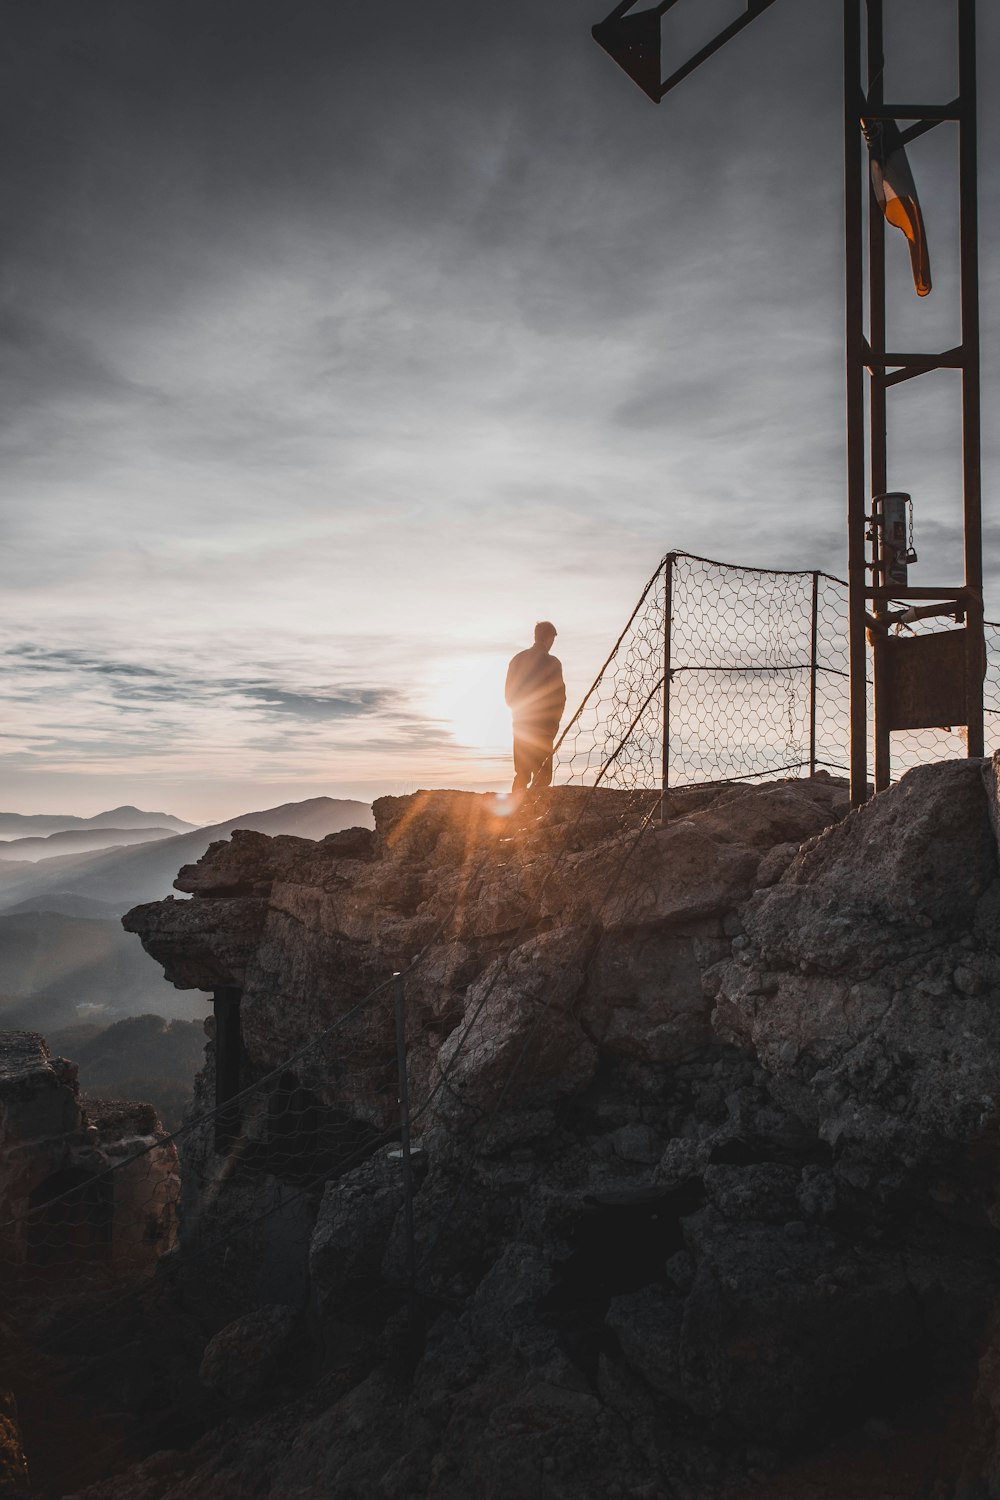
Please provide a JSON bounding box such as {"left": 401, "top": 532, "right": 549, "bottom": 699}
{"left": 554, "top": 550, "right": 1000, "bottom": 793}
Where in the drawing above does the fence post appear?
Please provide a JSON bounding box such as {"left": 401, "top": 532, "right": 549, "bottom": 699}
{"left": 809, "top": 571, "right": 819, "bottom": 776}
{"left": 660, "top": 554, "right": 674, "bottom": 823}
{"left": 213, "top": 986, "right": 243, "bottom": 1153}
{"left": 392, "top": 971, "right": 417, "bottom": 1313}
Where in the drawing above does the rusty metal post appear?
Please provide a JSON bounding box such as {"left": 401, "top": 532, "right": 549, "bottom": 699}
{"left": 872, "top": 630, "right": 892, "bottom": 792}
{"left": 965, "top": 591, "right": 986, "bottom": 759}
{"left": 865, "top": 1, "right": 893, "bottom": 792}
{"left": 213, "top": 986, "right": 242, "bottom": 1153}
{"left": 660, "top": 552, "right": 674, "bottom": 823}
{"left": 844, "top": 0, "right": 869, "bottom": 807}
{"left": 959, "top": 0, "right": 984, "bottom": 758}
{"left": 393, "top": 971, "right": 417, "bottom": 1308}
{"left": 809, "top": 571, "right": 819, "bottom": 776}
{"left": 867, "top": 0, "right": 888, "bottom": 507}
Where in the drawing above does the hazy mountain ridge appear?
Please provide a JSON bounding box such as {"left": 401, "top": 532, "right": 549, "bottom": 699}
{"left": 0, "top": 825, "right": 180, "bottom": 861}
{"left": 0, "top": 797, "right": 375, "bottom": 1037}
{"left": 2, "top": 893, "right": 128, "bottom": 920}
{"left": 0, "top": 796, "right": 374, "bottom": 916}
{"left": 0, "top": 805, "right": 196, "bottom": 838}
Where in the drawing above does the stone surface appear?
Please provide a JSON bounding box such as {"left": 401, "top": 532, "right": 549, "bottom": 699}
{"left": 198, "top": 1303, "right": 299, "bottom": 1407}
{"left": 606, "top": 1284, "right": 685, "bottom": 1400}
{"left": 712, "top": 758, "right": 1000, "bottom": 1204}
{"left": 0, "top": 1389, "right": 29, "bottom": 1498}
{"left": 121, "top": 894, "right": 269, "bottom": 990}
{"left": 0, "top": 1031, "right": 179, "bottom": 1277}
{"left": 433, "top": 928, "right": 597, "bottom": 1124}
{"left": 309, "top": 1151, "right": 408, "bottom": 1318}
{"left": 52, "top": 767, "right": 1000, "bottom": 1497}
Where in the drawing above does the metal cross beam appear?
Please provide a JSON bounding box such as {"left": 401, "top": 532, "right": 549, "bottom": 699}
{"left": 592, "top": 0, "right": 780, "bottom": 104}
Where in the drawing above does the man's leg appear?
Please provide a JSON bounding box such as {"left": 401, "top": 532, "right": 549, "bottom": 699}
{"left": 511, "top": 733, "right": 533, "bottom": 795}
{"left": 529, "top": 736, "right": 555, "bottom": 790}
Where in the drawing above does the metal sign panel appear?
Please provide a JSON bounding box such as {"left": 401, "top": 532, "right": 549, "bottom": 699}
{"left": 879, "top": 629, "right": 972, "bottom": 731}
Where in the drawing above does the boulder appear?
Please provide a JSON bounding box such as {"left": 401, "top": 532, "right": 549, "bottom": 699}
{"left": 675, "top": 1208, "right": 924, "bottom": 1437}
{"left": 712, "top": 759, "right": 1000, "bottom": 1197}
{"left": 198, "top": 1303, "right": 299, "bottom": 1407}
{"left": 745, "top": 760, "right": 996, "bottom": 976}
{"left": 606, "top": 1285, "right": 685, "bottom": 1400}
{"left": 581, "top": 926, "right": 728, "bottom": 1065}
{"left": 121, "top": 894, "right": 268, "bottom": 990}
{"left": 432, "top": 928, "right": 597, "bottom": 1125}
{"left": 309, "top": 1152, "right": 409, "bottom": 1317}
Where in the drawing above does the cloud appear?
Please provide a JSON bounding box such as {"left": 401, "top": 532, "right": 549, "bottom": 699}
{"left": 235, "top": 686, "right": 391, "bottom": 722}
{"left": 3, "top": 645, "right": 402, "bottom": 726}
{"left": 8, "top": 646, "right": 175, "bottom": 678}
{"left": 0, "top": 632, "right": 473, "bottom": 799}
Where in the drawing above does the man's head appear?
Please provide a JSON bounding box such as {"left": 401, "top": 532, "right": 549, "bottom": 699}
{"left": 534, "top": 620, "right": 557, "bottom": 650}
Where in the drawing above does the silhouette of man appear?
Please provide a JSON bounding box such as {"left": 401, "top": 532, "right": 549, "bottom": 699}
{"left": 505, "top": 621, "right": 566, "bottom": 796}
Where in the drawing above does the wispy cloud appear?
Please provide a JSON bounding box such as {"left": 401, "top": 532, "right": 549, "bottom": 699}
{"left": 0, "top": 636, "right": 482, "bottom": 800}
{"left": 233, "top": 685, "right": 390, "bottom": 722}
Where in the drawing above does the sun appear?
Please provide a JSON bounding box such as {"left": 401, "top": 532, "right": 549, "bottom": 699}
{"left": 423, "top": 654, "right": 512, "bottom": 752}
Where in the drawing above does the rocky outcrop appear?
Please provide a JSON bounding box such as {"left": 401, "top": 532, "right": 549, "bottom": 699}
{"left": 198, "top": 1303, "right": 300, "bottom": 1408}
{"left": 0, "top": 1032, "right": 184, "bottom": 1498}
{"left": 57, "top": 763, "right": 1000, "bottom": 1496}
{"left": 122, "top": 781, "right": 845, "bottom": 1125}
{"left": 711, "top": 759, "right": 1000, "bottom": 1207}
{"left": 0, "top": 1032, "right": 179, "bottom": 1280}
{"left": 0, "top": 1388, "right": 29, "bottom": 1499}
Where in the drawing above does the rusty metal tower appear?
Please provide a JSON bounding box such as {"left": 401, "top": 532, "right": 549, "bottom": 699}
{"left": 592, "top": 0, "right": 984, "bottom": 805}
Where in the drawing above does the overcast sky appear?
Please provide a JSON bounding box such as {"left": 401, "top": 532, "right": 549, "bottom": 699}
{"left": 1, "top": 0, "right": 997, "bottom": 822}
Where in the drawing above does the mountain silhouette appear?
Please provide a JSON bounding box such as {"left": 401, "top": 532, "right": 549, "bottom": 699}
{"left": 0, "top": 806, "right": 195, "bottom": 838}
{"left": 0, "top": 797, "right": 375, "bottom": 1034}
{"left": 0, "top": 826, "right": 180, "bottom": 862}
{"left": 1, "top": 893, "right": 128, "bottom": 920}
{"left": 0, "top": 796, "right": 373, "bottom": 915}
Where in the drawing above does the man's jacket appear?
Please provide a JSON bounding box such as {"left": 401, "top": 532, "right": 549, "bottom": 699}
{"left": 505, "top": 646, "right": 566, "bottom": 730}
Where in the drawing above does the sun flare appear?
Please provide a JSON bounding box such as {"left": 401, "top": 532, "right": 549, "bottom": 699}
{"left": 423, "top": 653, "right": 512, "bottom": 753}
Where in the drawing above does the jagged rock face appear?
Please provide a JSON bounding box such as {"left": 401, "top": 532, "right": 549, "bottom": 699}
{"left": 0, "top": 1387, "right": 29, "bottom": 1497}
{"left": 121, "top": 893, "right": 269, "bottom": 991}
{"left": 198, "top": 1302, "right": 299, "bottom": 1408}
{"left": 123, "top": 780, "right": 846, "bottom": 1131}
{"left": 95, "top": 767, "right": 1000, "bottom": 1500}
{"left": 119, "top": 779, "right": 853, "bottom": 1348}
{"left": 712, "top": 757, "right": 1000, "bottom": 1211}
{"left": 0, "top": 1032, "right": 179, "bottom": 1279}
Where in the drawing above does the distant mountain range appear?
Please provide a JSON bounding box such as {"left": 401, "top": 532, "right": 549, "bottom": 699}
{"left": 0, "top": 806, "right": 196, "bottom": 837}
{"left": 0, "top": 825, "right": 180, "bottom": 862}
{"left": 0, "top": 796, "right": 374, "bottom": 1035}
{"left": 2, "top": 893, "right": 130, "bottom": 920}
{"left": 0, "top": 796, "right": 373, "bottom": 917}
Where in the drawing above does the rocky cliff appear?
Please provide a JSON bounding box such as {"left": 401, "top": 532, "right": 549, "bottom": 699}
{"left": 48, "top": 762, "right": 1000, "bottom": 1495}
{"left": 0, "top": 1034, "right": 181, "bottom": 1497}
